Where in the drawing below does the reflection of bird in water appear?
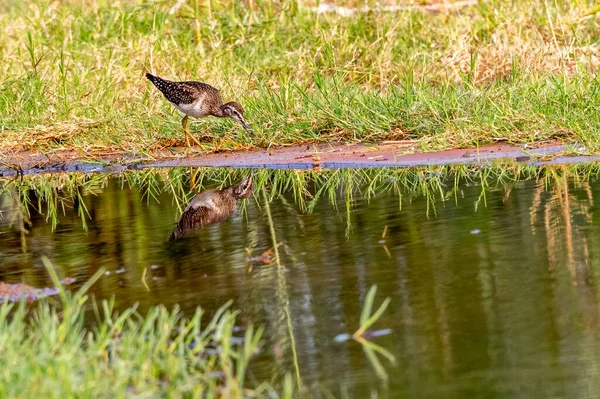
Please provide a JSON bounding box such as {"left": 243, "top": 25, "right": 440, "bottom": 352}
{"left": 146, "top": 73, "right": 254, "bottom": 147}
{"left": 168, "top": 174, "right": 254, "bottom": 241}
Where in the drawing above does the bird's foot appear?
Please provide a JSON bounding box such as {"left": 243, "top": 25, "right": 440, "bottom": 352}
{"left": 185, "top": 130, "right": 205, "bottom": 148}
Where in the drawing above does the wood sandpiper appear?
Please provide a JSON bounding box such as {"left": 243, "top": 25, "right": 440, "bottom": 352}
{"left": 146, "top": 73, "right": 254, "bottom": 146}
{"left": 168, "top": 174, "right": 254, "bottom": 240}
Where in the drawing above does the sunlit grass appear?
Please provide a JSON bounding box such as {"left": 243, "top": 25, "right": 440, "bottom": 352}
{"left": 0, "top": 254, "right": 396, "bottom": 397}
{"left": 0, "top": 257, "right": 293, "bottom": 398}
{"left": 1, "top": 1, "right": 600, "bottom": 154}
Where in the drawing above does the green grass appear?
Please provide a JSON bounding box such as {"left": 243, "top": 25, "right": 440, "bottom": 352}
{"left": 0, "top": 254, "right": 397, "bottom": 397}
{"left": 2, "top": 163, "right": 598, "bottom": 233}
{"left": 1, "top": 0, "right": 600, "bottom": 155}
{"left": 0, "top": 257, "right": 294, "bottom": 398}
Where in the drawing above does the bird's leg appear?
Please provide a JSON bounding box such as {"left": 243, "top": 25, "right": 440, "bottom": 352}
{"left": 182, "top": 116, "right": 190, "bottom": 147}
{"left": 181, "top": 116, "right": 203, "bottom": 147}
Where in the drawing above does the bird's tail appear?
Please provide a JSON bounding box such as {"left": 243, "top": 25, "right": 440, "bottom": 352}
{"left": 145, "top": 73, "right": 160, "bottom": 84}
{"left": 145, "top": 73, "right": 178, "bottom": 99}
{"left": 168, "top": 229, "right": 179, "bottom": 241}
{"left": 168, "top": 222, "right": 184, "bottom": 241}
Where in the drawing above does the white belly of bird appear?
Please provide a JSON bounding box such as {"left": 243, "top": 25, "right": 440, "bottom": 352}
{"left": 176, "top": 94, "right": 208, "bottom": 118}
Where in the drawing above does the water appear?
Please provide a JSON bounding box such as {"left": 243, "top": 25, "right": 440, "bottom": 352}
{"left": 1, "top": 167, "right": 599, "bottom": 398}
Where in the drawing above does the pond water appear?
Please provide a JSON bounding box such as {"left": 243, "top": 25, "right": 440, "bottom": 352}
{"left": 0, "top": 166, "right": 599, "bottom": 398}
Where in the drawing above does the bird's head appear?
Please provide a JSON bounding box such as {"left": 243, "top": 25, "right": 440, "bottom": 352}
{"left": 232, "top": 174, "right": 254, "bottom": 199}
{"left": 221, "top": 101, "right": 254, "bottom": 135}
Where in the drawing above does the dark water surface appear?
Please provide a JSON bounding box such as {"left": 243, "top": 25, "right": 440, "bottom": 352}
{"left": 0, "top": 168, "right": 599, "bottom": 398}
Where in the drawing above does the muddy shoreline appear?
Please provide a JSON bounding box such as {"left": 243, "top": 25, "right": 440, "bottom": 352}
{"left": 0, "top": 141, "right": 593, "bottom": 176}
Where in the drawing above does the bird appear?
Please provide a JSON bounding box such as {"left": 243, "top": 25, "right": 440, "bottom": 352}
{"left": 146, "top": 73, "right": 254, "bottom": 147}
{"left": 168, "top": 174, "right": 254, "bottom": 240}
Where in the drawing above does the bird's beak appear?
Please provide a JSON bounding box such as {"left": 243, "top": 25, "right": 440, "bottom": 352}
{"left": 238, "top": 116, "right": 255, "bottom": 135}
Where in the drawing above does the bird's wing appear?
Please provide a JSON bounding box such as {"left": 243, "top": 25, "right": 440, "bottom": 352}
{"left": 181, "top": 81, "right": 223, "bottom": 103}
{"left": 150, "top": 77, "right": 219, "bottom": 106}
{"left": 169, "top": 190, "right": 237, "bottom": 240}
{"left": 163, "top": 83, "right": 202, "bottom": 106}
{"left": 169, "top": 202, "right": 235, "bottom": 240}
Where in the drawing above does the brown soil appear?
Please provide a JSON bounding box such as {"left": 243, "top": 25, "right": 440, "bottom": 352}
{"left": 0, "top": 141, "right": 591, "bottom": 176}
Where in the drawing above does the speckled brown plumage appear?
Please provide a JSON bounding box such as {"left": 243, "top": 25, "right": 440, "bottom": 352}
{"left": 168, "top": 174, "right": 253, "bottom": 240}
{"left": 146, "top": 73, "right": 254, "bottom": 146}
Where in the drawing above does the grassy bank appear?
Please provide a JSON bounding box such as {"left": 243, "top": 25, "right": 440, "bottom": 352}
{"left": 0, "top": 258, "right": 292, "bottom": 398}
{"left": 1, "top": 0, "right": 600, "bottom": 154}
